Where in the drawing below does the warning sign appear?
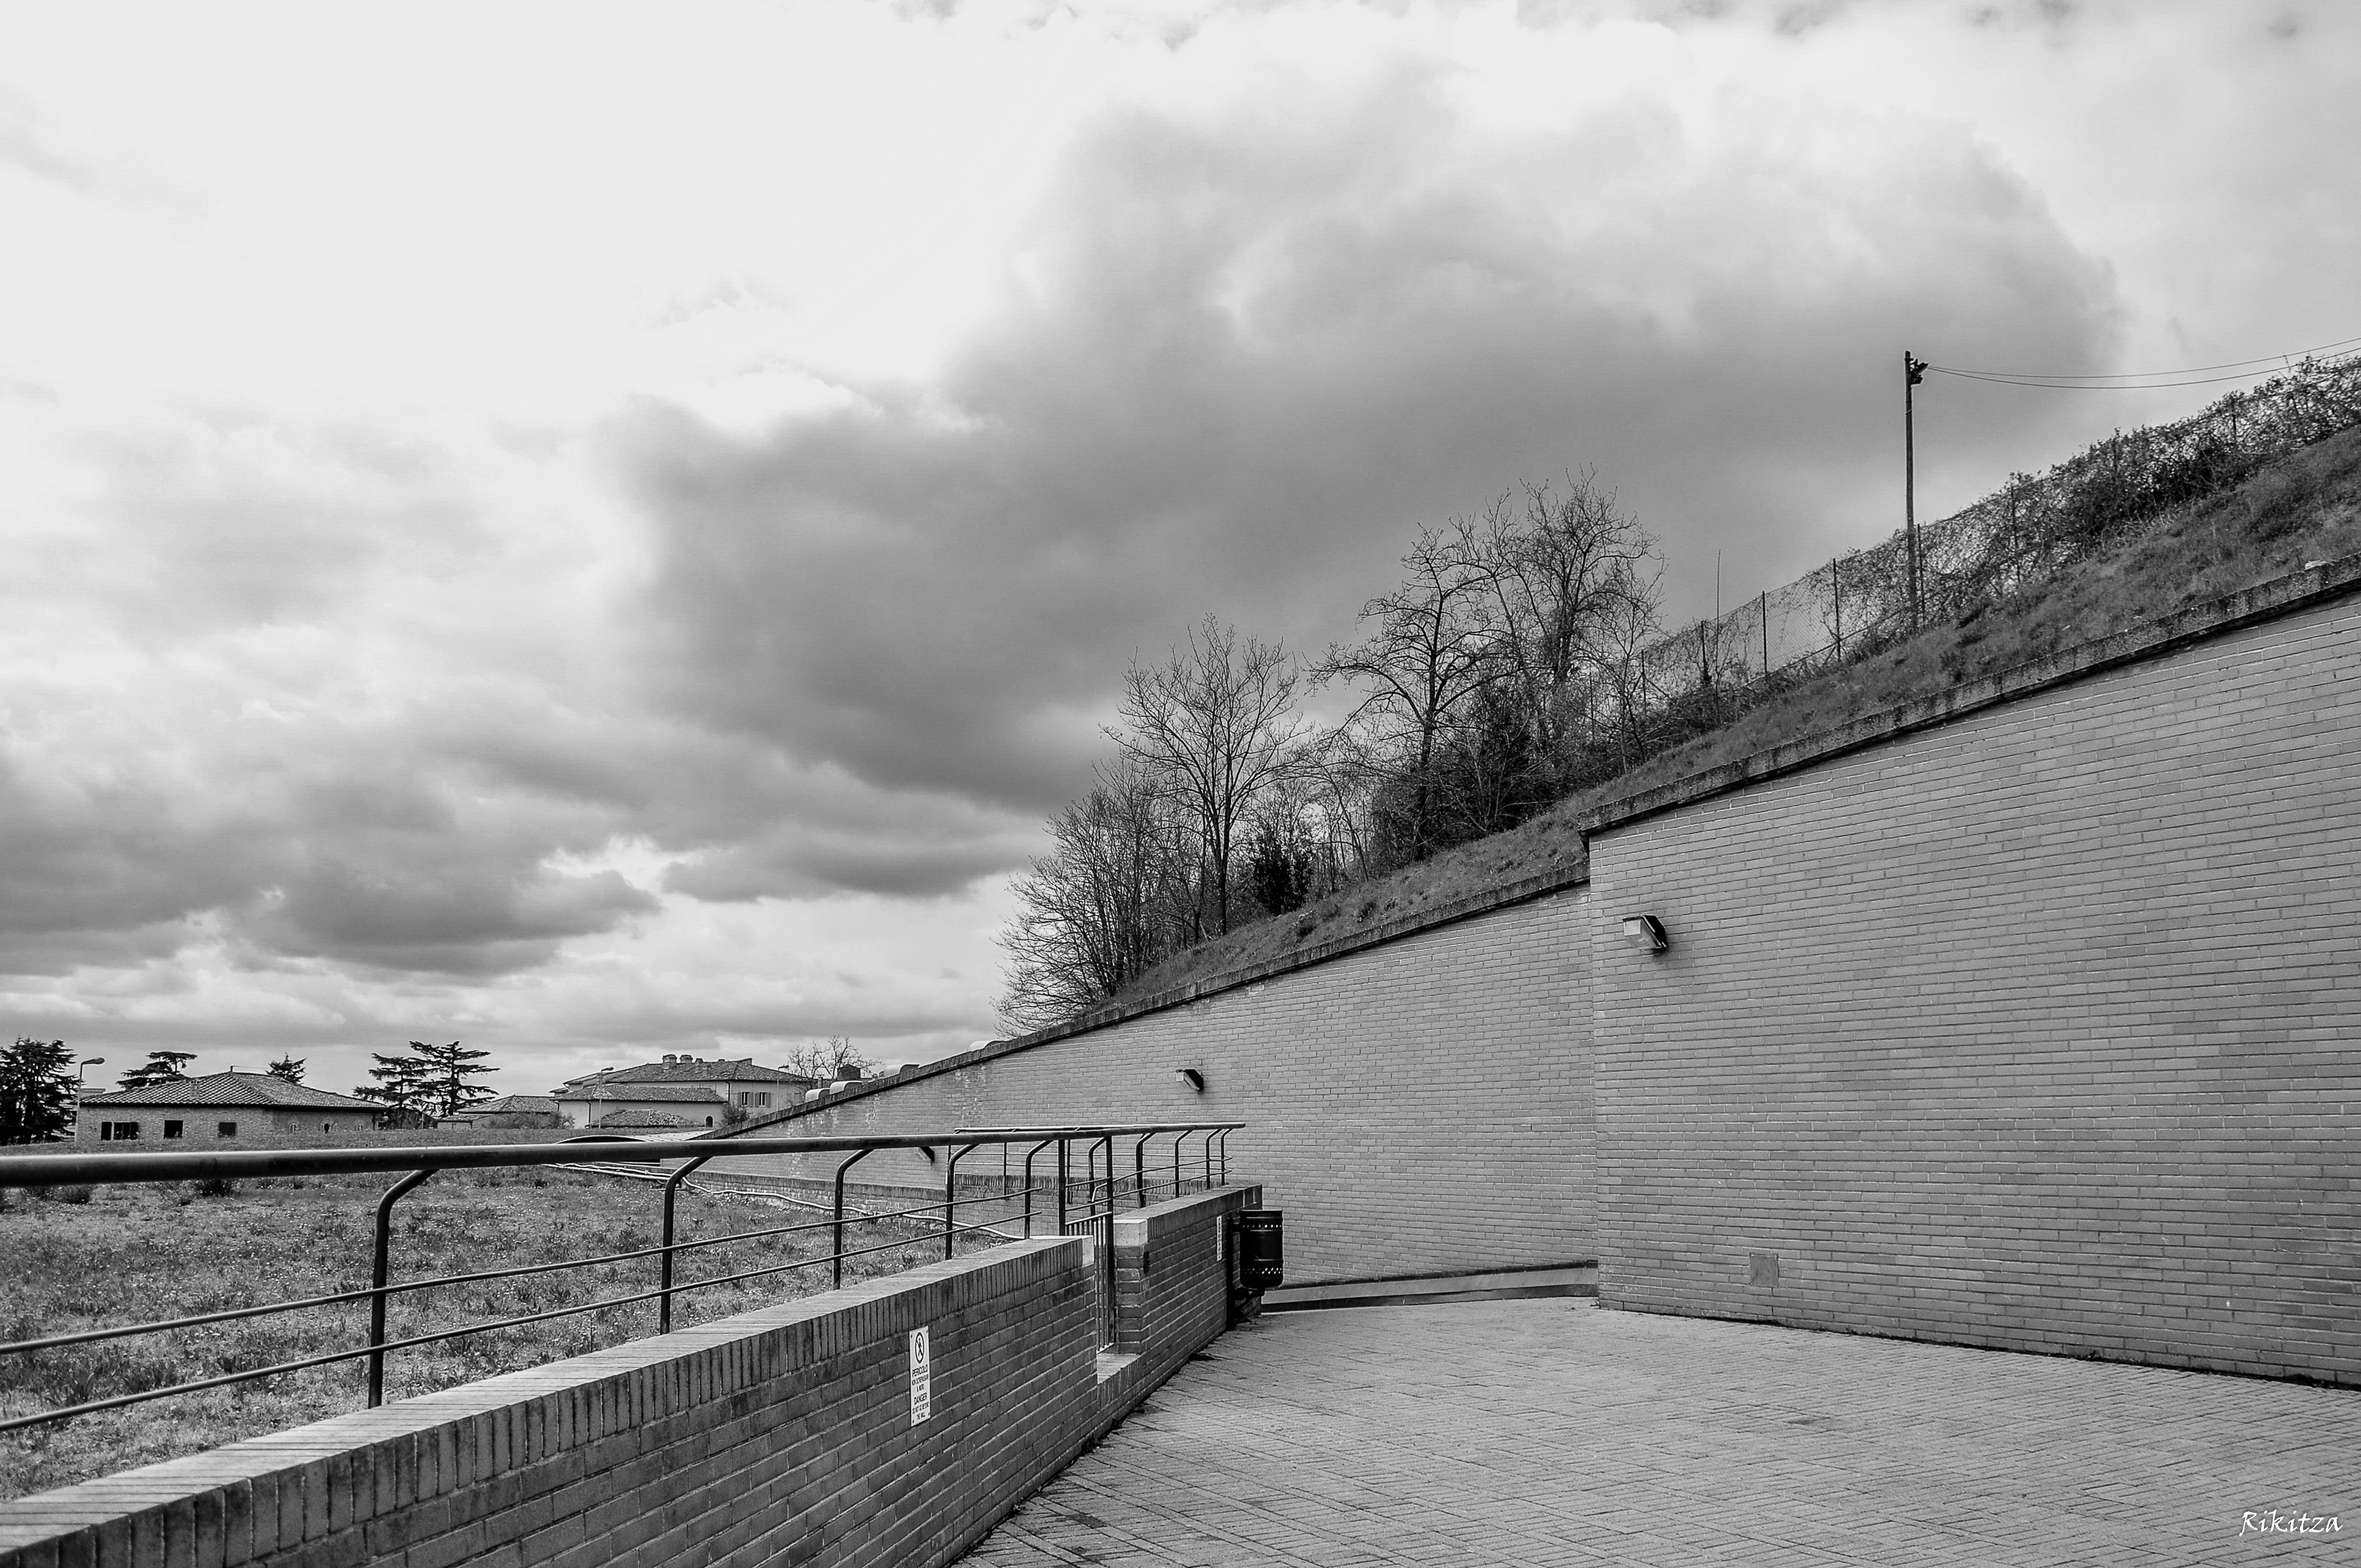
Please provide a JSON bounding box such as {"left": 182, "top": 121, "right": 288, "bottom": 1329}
{"left": 909, "top": 1327, "right": 932, "bottom": 1425}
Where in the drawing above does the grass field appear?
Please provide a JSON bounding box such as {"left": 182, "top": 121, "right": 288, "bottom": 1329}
{"left": 0, "top": 1166, "right": 951, "bottom": 1500}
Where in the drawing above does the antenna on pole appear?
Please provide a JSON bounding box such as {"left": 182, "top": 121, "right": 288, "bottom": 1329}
{"left": 1904, "top": 350, "right": 1929, "bottom": 629}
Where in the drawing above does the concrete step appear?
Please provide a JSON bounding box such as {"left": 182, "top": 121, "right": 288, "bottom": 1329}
{"left": 1263, "top": 1264, "right": 1597, "bottom": 1313}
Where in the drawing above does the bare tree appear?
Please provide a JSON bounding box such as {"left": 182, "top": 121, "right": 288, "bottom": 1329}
{"left": 1311, "top": 519, "right": 1504, "bottom": 864}
{"left": 1480, "top": 473, "right": 1659, "bottom": 778}
{"left": 784, "top": 1037, "right": 875, "bottom": 1082}
{"left": 1112, "top": 617, "right": 1310, "bottom": 936}
{"left": 1581, "top": 584, "right": 1667, "bottom": 774}
{"left": 1297, "top": 727, "right": 1380, "bottom": 891}
{"left": 997, "top": 758, "right": 1195, "bottom": 1032}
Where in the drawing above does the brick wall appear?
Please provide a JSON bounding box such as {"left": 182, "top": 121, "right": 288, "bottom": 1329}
{"left": 1589, "top": 587, "right": 2361, "bottom": 1385}
{"left": 706, "top": 887, "right": 1595, "bottom": 1285}
{"left": 73, "top": 1108, "right": 381, "bottom": 1144}
{"left": 0, "top": 1190, "right": 1257, "bottom": 1568}
{"left": 1110, "top": 1187, "right": 1257, "bottom": 1372}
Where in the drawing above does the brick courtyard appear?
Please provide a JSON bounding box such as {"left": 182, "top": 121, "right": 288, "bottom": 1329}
{"left": 959, "top": 1299, "right": 2357, "bottom": 1565}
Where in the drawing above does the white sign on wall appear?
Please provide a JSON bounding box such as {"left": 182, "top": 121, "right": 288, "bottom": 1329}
{"left": 909, "top": 1327, "right": 932, "bottom": 1425}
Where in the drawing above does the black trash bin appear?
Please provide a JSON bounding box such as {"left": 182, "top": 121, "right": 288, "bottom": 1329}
{"left": 1236, "top": 1209, "right": 1284, "bottom": 1290}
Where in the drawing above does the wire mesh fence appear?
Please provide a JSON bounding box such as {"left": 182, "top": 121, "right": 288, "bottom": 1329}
{"left": 1631, "top": 351, "right": 2361, "bottom": 702}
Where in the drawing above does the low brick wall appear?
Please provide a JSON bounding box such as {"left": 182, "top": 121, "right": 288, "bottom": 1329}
{"left": 1111, "top": 1187, "right": 1254, "bottom": 1370}
{"left": 0, "top": 1186, "right": 1260, "bottom": 1568}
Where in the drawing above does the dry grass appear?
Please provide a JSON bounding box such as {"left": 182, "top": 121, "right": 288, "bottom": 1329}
{"left": 1123, "top": 424, "right": 2361, "bottom": 997}
{"left": 0, "top": 1166, "right": 947, "bottom": 1500}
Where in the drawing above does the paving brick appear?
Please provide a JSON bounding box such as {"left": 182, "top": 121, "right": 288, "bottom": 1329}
{"left": 959, "top": 1298, "right": 2361, "bottom": 1568}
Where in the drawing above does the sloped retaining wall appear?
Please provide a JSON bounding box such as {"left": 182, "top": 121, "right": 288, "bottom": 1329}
{"left": 0, "top": 1186, "right": 1261, "bottom": 1568}
{"left": 1588, "top": 569, "right": 2361, "bottom": 1385}
{"left": 709, "top": 882, "right": 1594, "bottom": 1287}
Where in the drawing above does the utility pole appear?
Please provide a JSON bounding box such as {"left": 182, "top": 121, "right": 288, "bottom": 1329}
{"left": 1905, "top": 350, "right": 1929, "bottom": 629}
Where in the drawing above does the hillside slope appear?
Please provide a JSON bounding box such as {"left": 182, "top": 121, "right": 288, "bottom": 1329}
{"left": 1119, "top": 421, "right": 2361, "bottom": 1000}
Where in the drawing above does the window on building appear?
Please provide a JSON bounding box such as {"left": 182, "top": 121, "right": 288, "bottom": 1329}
{"left": 164, "top": 1120, "right": 185, "bottom": 1138}
{"left": 98, "top": 1122, "right": 111, "bottom": 1141}
{"left": 109, "top": 1122, "right": 140, "bottom": 1140}
{"left": 704, "top": 1116, "right": 714, "bottom": 1127}
{"left": 218, "top": 1121, "right": 237, "bottom": 1137}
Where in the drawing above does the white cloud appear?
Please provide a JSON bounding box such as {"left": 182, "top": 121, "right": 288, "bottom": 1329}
{"left": 1, "top": 0, "right": 2352, "bottom": 1082}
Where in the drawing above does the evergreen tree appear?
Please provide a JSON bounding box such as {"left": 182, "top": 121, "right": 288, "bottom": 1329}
{"left": 0, "top": 1037, "right": 77, "bottom": 1144}
{"left": 117, "top": 1050, "right": 196, "bottom": 1091}
{"left": 409, "top": 1040, "right": 497, "bottom": 1117}
{"left": 266, "top": 1054, "right": 307, "bottom": 1083}
{"left": 353, "top": 1052, "right": 435, "bottom": 1127}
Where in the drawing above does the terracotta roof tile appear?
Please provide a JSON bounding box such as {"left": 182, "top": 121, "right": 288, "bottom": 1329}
{"left": 81, "top": 1072, "right": 377, "bottom": 1111}
{"left": 561, "top": 1059, "right": 816, "bottom": 1089}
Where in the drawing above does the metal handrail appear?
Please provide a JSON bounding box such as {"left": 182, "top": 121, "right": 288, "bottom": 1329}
{"left": 0, "top": 1126, "right": 1234, "bottom": 1188}
{"left": 0, "top": 1120, "right": 1244, "bottom": 1434}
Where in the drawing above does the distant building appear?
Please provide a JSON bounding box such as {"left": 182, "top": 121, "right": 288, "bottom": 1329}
{"left": 590, "top": 1109, "right": 698, "bottom": 1131}
{"left": 76, "top": 1072, "right": 380, "bottom": 1142}
{"left": 550, "top": 1057, "right": 817, "bottom": 1130}
{"left": 435, "top": 1094, "right": 562, "bottom": 1129}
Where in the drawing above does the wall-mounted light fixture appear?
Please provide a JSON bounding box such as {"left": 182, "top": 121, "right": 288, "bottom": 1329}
{"left": 1620, "top": 914, "right": 1670, "bottom": 953}
{"left": 1174, "top": 1068, "right": 1206, "bottom": 1093}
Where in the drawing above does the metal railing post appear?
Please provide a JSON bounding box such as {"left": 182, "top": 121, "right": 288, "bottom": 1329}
{"left": 831, "top": 1148, "right": 875, "bottom": 1288}
{"left": 1215, "top": 1129, "right": 1230, "bottom": 1185}
{"left": 1203, "top": 1128, "right": 1213, "bottom": 1190}
{"left": 943, "top": 1142, "right": 980, "bottom": 1260}
{"left": 367, "top": 1167, "right": 436, "bottom": 1408}
{"left": 658, "top": 1156, "right": 712, "bottom": 1333}
{"left": 1021, "top": 1138, "right": 1054, "bottom": 1238}
{"left": 0, "top": 1122, "right": 1248, "bottom": 1436}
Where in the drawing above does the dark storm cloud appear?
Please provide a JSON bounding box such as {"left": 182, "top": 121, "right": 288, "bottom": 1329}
{"left": 0, "top": 718, "right": 661, "bottom": 979}
{"left": 0, "top": 3, "right": 2131, "bottom": 999}
{"left": 623, "top": 62, "right": 2116, "bottom": 830}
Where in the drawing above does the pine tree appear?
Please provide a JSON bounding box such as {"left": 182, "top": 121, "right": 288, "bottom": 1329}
{"left": 409, "top": 1040, "right": 497, "bottom": 1117}
{"left": 352, "top": 1052, "right": 435, "bottom": 1128}
{"left": 266, "top": 1054, "right": 307, "bottom": 1083}
{"left": 117, "top": 1050, "right": 196, "bottom": 1091}
{"left": 0, "top": 1038, "right": 77, "bottom": 1144}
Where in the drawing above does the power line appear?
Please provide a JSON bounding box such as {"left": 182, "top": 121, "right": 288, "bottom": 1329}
{"left": 1929, "top": 364, "right": 2343, "bottom": 392}
{"left": 1927, "top": 332, "right": 2361, "bottom": 388}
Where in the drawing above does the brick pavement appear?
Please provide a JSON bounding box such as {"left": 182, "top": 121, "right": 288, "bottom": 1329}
{"left": 957, "top": 1300, "right": 2358, "bottom": 1565}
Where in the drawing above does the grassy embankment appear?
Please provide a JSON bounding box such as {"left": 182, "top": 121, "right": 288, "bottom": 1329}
{"left": 0, "top": 1166, "right": 947, "bottom": 1500}
{"left": 1123, "top": 422, "right": 2361, "bottom": 997}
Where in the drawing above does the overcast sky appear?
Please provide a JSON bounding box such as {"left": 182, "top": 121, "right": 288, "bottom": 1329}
{"left": 3, "top": 0, "right": 2353, "bottom": 1097}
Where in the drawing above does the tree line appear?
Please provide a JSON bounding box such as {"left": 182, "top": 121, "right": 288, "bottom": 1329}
{"left": 998, "top": 472, "right": 1671, "bottom": 1032}
{"left": 0, "top": 1036, "right": 501, "bottom": 1142}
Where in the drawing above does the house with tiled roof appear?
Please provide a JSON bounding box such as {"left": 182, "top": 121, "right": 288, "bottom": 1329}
{"left": 551, "top": 1056, "right": 816, "bottom": 1131}
{"left": 590, "top": 1109, "right": 700, "bottom": 1130}
{"left": 435, "top": 1093, "right": 561, "bottom": 1129}
{"left": 76, "top": 1072, "right": 380, "bottom": 1143}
